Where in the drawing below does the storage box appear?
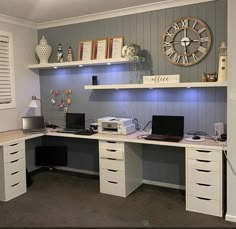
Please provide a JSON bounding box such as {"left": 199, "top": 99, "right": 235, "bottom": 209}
{"left": 143, "top": 75, "right": 180, "bottom": 84}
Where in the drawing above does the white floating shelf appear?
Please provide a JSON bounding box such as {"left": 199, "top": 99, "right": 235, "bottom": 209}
{"left": 84, "top": 81, "right": 227, "bottom": 90}
{"left": 27, "top": 58, "right": 134, "bottom": 69}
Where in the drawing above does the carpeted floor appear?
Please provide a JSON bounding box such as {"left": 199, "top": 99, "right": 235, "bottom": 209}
{"left": 0, "top": 169, "right": 235, "bottom": 227}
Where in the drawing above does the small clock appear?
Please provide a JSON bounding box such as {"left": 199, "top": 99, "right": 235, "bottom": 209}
{"left": 162, "top": 16, "right": 211, "bottom": 67}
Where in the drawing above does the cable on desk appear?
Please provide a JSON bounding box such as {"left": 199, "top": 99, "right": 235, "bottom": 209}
{"left": 136, "top": 134, "right": 149, "bottom": 139}
{"left": 133, "top": 118, "right": 141, "bottom": 130}
{"left": 222, "top": 143, "right": 236, "bottom": 176}
{"left": 142, "top": 120, "right": 152, "bottom": 132}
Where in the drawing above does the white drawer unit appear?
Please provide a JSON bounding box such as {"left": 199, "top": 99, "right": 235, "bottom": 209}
{"left": 0, "top": 140, "right": 27, "bottom": 202}
{"left": 186, "top": 147, "right": 223, "bottom": 217}
{"left": 99, "top": 140, "right": 142, "bottom": 197}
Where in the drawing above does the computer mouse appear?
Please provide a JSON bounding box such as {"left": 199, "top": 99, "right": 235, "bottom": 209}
{"left": 192, "top": 135, "right": 201, "bottom": 140}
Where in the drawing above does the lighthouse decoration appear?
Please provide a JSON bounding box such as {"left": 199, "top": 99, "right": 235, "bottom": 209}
{"left": 217, "top": 41, "right": 227, "bottom": 81}
{"left": 57, "top": 43, "right": 64, "bottom": 62}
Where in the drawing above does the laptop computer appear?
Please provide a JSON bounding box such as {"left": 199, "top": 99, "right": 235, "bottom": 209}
{"left": 145, "top": 115, "right": 184, "bottom": 142}
{"left": 22, "top": 116, "right": 46, "bottom": 134}
{"left": 57, "top": 113, "right": 85, "bottom": 134}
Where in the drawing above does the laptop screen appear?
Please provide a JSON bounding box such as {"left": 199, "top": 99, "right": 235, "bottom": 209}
{"left": 151, "top": 115, "right": 184, "bottom": 137}
{"left": 22, "top": 116, "right": 45, "bottom": 133}
{"left": 66, "top": 113, "right": 85, "bottom": 130}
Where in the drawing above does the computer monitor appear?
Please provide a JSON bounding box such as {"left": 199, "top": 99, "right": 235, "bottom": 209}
{"left": 22, "top": 116, "right": 46, "bottom": 133}
{"left": 66, "top": 113, "right": 85, "bottom": 130}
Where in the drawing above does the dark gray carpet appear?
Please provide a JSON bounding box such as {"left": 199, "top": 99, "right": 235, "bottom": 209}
{"left": 0, "top": 170, "right": 235, "bottom": 227}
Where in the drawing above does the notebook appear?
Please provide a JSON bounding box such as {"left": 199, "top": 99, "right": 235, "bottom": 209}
{"left": 145, "top": 115, "right": 184, "bottom": 142}
{"left": 57, "top": 113, "right": 85, "bottom": 134}
{"left": 22, "top": 116, "right": 46, "bottom": 134}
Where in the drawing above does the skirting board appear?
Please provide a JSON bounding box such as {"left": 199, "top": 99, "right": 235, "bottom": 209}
{"left": 142, "top": 179, "right": 185, "bottom": 190}
{"left": 55, "top": 166, "right": 99, "bottom": 176}
{"left": 225, "top": 214, "right": 236, "bottom": 223}
{"left": 56, "top": 166, "right": 185, "bottom": 190}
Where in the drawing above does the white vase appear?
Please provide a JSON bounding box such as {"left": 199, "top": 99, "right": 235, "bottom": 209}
{"left": 35, "top": 36, "right": 52, "bottom": 64}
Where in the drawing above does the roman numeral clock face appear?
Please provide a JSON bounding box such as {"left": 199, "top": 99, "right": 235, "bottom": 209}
{"left": 162, "top": 17, "right": 211, "bottom": 66}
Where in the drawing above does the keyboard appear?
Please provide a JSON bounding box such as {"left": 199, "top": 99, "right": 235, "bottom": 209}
{"left": 74, "top": 130, "right": 95, "bottom": 135}
{"left": 56, "top": 129, "right": 95, "bottom": 135}
{"left": 56, "top": 128, "right": 82, "bottom": 134}
{"left": 145, "top": 134, "right": 182, "bottom": 142}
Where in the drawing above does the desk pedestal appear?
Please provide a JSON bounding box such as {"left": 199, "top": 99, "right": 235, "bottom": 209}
{"left": 99, "top": 140, "right": 142, "bottom": 197}
{"left": 0, "top": 140, "right": 26, "bottom": 201}
{"left": 186, "top": 147, "right": 223, "bottom": 217}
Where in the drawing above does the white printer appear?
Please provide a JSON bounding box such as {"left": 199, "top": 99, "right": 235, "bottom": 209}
{"left": 97, "top": 117, "right": 136, "bottom": 135}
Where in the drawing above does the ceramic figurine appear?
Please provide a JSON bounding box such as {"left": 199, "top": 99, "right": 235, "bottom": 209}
{"left": 57, "top": 43, "right": 63, "bottom": 62}
{"left": 67, "top": 46, "right": 73, "bottom": 62}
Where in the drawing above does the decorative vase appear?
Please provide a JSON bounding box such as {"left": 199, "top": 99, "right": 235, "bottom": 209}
{"left": 35, "top": 36, "right": 52, "bottom": 64}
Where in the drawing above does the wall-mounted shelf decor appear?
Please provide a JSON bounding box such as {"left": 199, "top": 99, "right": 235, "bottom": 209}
{"left": 27, "top": 58, "right": 136, "bottom": 69}
{"left": 84, "top": 81, "right": 227, "bottom": 90}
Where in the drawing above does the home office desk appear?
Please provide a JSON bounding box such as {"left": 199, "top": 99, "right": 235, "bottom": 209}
{"left": 0, "top": 129, "right": 225, "bottom": 217}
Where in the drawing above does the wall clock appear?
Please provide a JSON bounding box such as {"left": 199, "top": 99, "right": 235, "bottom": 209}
{"left": 162, "top": 16, "right": 212, "bottom": 67}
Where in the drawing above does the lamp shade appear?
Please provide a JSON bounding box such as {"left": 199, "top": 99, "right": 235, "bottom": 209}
{"left": 28, "top": 96, "right": 40, "bottom": 108}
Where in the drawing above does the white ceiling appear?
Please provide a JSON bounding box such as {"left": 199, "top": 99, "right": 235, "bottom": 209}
{"left": 0, "top": 0, "right": 168, "bottom": 24}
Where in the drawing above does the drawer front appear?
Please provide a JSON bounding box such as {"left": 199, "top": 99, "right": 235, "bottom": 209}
{"left": 187, "top": 182, "right": 221, "bottom": 200}
{"left": 187, "top": 167, "right": 220, "bottom": 186}
{"left": 4, "top": 141, "right": 24, "bottom": 154}
{"left": 99, "top": 140, "right": 124, "bottom": 151}
{"left": 100, "top": 168, "right": 124, "bottom": 183}
{"left": 186, "top": 195, "right": 222, "bottom": 216}
{"left": 187, "top": 158, "right": 219, "bottom": 172}
{"left": 99, "top": 158, "right": 125, "bottom": 171}
{"left": 100, "top": 179, "right": 125, "bottom": 197}
{"left": 3, "top": 150, "right": 24, "bottom": 163}
{"left": 3, "top": 141, "right": 25, "bottom": 163}
{"left": 5, "top": 158, "right": 25, "bottom": 176}
{"left": 187, "top": 148, "right": 221, "bottom": 162}
{"left": 4, "top": 179, "right": 26, "bottom": 201}
{"left": 5, "top": 169, "right": 25, "bottom": 187}
{"left": 99, "top": 148, "right": 124, "bottom": 160}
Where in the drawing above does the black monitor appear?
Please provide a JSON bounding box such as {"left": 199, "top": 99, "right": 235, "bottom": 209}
{"left": 66, "top": 113, "right": 85, "bottom": 130}
{"left": 22, "top": 116, "right": 46, "bottom": 133}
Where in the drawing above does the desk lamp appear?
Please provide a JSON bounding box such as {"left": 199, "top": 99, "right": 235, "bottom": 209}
{"left": 27, "top": 96, "right": 41, "bottom": 115}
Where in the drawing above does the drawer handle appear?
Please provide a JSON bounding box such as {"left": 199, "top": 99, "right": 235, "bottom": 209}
{"left": 9, "top": 143, "right": 18, "bottom": 146}
{"left": 106, "top": 149, "right": 117, "bottom": 152}
{"left": 108, "top": 181, "right": 118, "bottom": 184}
{"left": 10, "top": 159, "right": 19, "bottom": 163}
{"left": 107, "top": 158, "right": 117, "bottom": 161}
{"left": 11, "top": 171, "right": 19, "bottom": 175}
{"left": 106, "top": 141, "right": 117, "bottom": 144}
{"left": 107, "top": 169, "right": 118, "bottom": 172}
{"left": 196, "top": 197, "right": 211, "bottom": 201}
{"left": 11, "top": 182, "right": 20, "bottom": 187}
{"left": 10, "top": 151, "right": 18, "bottom": 155}
{"left": 196, "top": 183, "right": 211, "bottom": 187}
{"left": 196, "top": 150, "right": 211, "bottom": 153}
{"left": 196, "top": 169, "right": 211, "bottom": 173}
{"left": 196, "top": 159, "right": 211, "bottom": 163}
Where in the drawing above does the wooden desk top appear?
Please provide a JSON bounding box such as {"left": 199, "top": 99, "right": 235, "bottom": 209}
{"left": 0, "top": 129, "right": 44, "bottom": 146}
{"left": 46, "top": 130, "right": 226, "bottom": 150}
{"left": 0, "top": 129, "right": 226, "bottom": 150}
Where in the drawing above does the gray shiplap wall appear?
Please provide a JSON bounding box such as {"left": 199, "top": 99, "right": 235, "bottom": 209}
{"left": 36, "top": 0, "right": 227, "bottom": 186}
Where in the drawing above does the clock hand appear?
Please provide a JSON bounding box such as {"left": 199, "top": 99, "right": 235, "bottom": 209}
{"left": 184, "top": 45, "right": 187, "bottom": 55}
{"left": 170, "top": 39, "right": 199, "bottom": 44}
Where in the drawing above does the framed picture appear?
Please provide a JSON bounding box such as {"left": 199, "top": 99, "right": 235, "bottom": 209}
{"left": 78, "top": 40, "right": 93, "bottom": 61}
{"left": 92, "top": 39, "right": 108, "bottom": 60}
{"left": 108, "top": 36, "right": 124, "bottom": 58}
